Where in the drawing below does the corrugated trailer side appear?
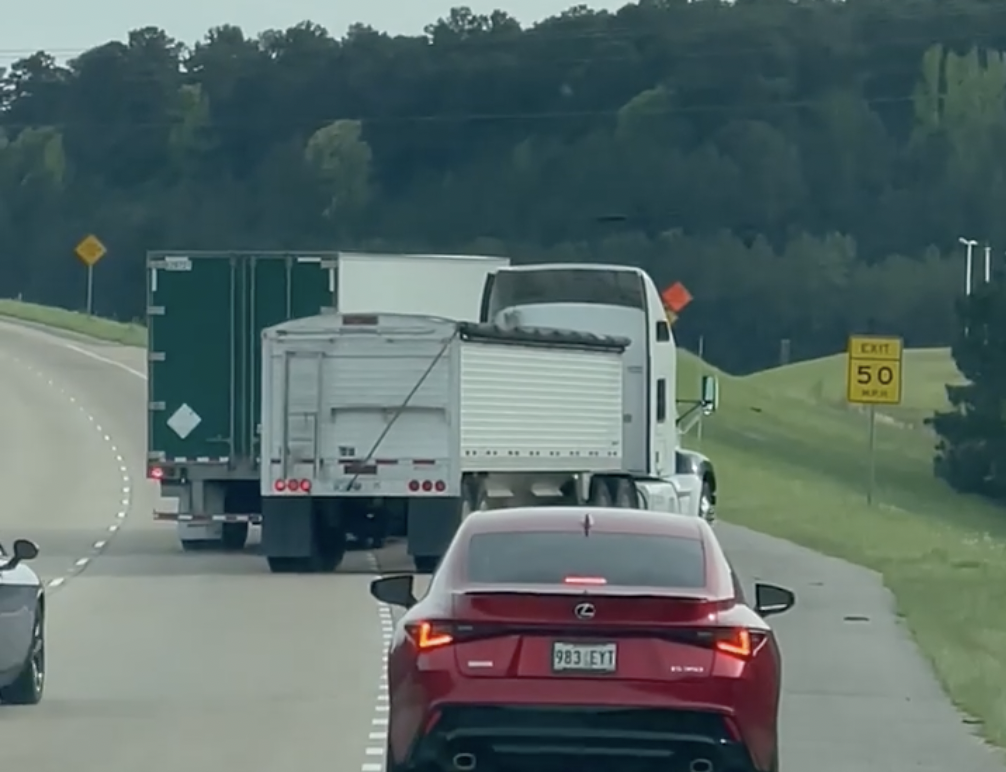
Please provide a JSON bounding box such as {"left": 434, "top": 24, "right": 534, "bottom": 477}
{"left": 146, "top": 251, "right": 336, "bottom": 550}
{"left": 459, "top": 336, "right": 624, "bottom": 473}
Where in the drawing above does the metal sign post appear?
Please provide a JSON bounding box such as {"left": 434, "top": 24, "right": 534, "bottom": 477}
{"left": 845, "top": 334, "right": 904, "bottom": 505}
{"left": 74, "top": 234, "right": 107, "bottom": 315}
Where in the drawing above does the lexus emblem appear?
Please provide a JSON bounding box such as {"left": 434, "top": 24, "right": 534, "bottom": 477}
{"left": 574, "top": 602, "right": 596, "bottom": 620}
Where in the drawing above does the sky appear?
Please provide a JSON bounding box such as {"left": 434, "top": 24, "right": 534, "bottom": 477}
{"left": 2, "top": 0, "right": 626, "bottom": 64}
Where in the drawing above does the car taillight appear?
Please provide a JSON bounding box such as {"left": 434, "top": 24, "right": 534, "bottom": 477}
{"left": 149, "top": 467, "right": 164, "bottom": 480}
{"left": 406, "top": 621, "right": 454, "bottom": 651}
{"left": 712, "top": 628, "right": 753, "bottom": 658}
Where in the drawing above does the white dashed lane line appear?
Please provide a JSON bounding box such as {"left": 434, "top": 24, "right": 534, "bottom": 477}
{"left": 7, "top": 354, "right": 132, "bottom": 591}
{"left": 363, "top": 551, "right": 393, "bottom": 772}
{"left": 363, "top": 599, "right": 395, "bottom": 772}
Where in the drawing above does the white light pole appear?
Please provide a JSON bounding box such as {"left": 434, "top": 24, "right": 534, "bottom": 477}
{"left": 985, "top": 244, "right": 992, "bottom": 283}
{"left": 959, "top": 237, "right": 979, "bottom": 295}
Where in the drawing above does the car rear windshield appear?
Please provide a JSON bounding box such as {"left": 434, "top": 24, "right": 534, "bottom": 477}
{"left": 466, "top": 531, "right": 706, "bottom": 588}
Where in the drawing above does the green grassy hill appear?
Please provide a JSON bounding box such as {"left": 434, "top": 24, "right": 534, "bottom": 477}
{"left": 2, "top": 299, "right": 1006, "bottom": 745}
{"left": 680, "top": 346, "right": 1006, "bottom": 744}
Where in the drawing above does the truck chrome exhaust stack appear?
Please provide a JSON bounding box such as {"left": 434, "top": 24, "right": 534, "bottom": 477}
{"left": 452, "top": 752, "right": 477, "bottom": 771}
{"left": 689, "top": 759, "right": 714, "bottom": 772}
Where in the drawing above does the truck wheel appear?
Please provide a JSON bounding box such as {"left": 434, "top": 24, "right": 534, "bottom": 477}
{"left": 613, "top": 478, "right": 639, "bottom": 509}
{"left": 587, "top": 476, "right": 614, "bottom": 507}
{"left": 220, "top": 522, "right": 249, "bottom": 551}
{"left": 700, "top": 480, "right": 715, "bottom": 523}
{"left": 312, "top": 522, "right": 347, "bottom": 572}
{"left": 461, "top": 476, "right": 488, "bottom": 519}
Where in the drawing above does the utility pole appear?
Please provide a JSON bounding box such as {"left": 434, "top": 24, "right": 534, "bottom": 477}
{"left": 959, "top": 237, "right": 979, "bottom": 295}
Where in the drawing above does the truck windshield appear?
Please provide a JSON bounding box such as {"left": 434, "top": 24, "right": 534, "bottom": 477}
{"left": 485, "top": 268, "right": 646, "bottom": 321}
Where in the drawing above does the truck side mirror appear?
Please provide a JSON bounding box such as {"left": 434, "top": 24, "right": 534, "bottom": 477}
{"left": 701, "top": 375, "right": 719, "bottom": 415}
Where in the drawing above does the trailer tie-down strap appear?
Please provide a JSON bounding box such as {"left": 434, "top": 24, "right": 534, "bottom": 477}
{"left": 343, "top": 329, "right": 459, "bottom": 492}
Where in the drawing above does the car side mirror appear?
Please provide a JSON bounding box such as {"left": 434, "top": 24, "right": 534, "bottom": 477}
{"left": 701, "top": 375, "right": 719, "bottom": 415}
{"left": 4, "top": 539, "right": 39, "bottom": 570}
{"left": 754, "top": 582, "right": 795, "bottom": 618}
{"left": 370, "top": 574, "right": 417, "bottom": 609}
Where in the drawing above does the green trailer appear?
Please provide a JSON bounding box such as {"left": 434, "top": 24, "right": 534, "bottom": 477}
{"left": 146, "top": 251, "right": 336, "bottom": 550}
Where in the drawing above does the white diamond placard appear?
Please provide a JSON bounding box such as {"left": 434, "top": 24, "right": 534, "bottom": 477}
{"left": 167, "top": 403, "right": 202, "bottom": 440}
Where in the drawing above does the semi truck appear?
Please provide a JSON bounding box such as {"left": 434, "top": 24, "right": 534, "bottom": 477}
{"left": 479, "top": 261, "right": 719, "bottom": 518}
{"left": 259, "top": 314, "right": 630, "bottom": 572}
{"left": 145, "top": 250, "right": 508, "bottom": 552}
{"left": 256, "top": 262, "right": 719, "bottom": 574}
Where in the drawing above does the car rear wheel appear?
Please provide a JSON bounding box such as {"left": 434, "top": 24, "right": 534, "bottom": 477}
{"left": 0, "top": 605, "right": 44, "bottom": 705}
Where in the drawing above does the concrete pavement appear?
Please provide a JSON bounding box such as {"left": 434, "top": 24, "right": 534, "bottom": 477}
{"left": 0, "top": 323, "right": 385, "bottom": 772}
{"left": 0, "top": 319, "right": 1003, "bottom": 772}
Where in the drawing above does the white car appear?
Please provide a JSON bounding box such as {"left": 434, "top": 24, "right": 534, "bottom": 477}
{"left": 0, "top": 539, "right": 45, "bottom": 704}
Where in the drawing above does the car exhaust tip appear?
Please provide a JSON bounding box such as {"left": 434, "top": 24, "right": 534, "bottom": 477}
{"left": 452, "top": 752, "right": 477, "bottom": 771}
{"left": 689, "top": 759, "right": 714, "bottom": 772}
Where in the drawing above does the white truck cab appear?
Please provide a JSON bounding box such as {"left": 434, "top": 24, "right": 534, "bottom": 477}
{"left": 480, "top": 263, "right": 718, "bottom": 519}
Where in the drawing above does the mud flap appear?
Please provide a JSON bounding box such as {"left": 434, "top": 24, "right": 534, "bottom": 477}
{"left": 261, "top": 497, "right": 314, "bottom": 558}
{"left": 406, "top": 497, "right": 462, "bottom": 560}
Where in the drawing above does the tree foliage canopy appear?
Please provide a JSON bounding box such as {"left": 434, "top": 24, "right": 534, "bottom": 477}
{"left": 1, "top": 1, "right": 1004, "bottom": 373}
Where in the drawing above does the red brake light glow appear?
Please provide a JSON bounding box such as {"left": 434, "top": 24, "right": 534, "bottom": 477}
{"left": 409, "top": 621, "right": 454, "bottom": 651}
{"left": 563, "top": 576, "right": 607, "bottom": 586}
{"left": 714, "top": 628, "right": 752, "bottom": 658}
{"left": 149, "top": 467, "right": 164, "bottom": 480}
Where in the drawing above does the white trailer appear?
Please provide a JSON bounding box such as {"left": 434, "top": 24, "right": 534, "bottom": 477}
{"left": 258, "top": 313, "right": 629, "bottom": 573}
{"left": 336, "top": 252, "right": 509, "bottom": 320}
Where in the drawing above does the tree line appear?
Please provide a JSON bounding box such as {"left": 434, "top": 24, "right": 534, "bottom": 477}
{"left": 0, "top": 0, "right": 1003, "bottom": 373}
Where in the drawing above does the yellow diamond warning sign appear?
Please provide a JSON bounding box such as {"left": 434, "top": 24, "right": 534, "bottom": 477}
{"left": 75, "top": 234, "right": 106, "bottom": 267}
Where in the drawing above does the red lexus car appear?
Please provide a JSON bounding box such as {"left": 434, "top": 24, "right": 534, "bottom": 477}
{"left": 371, "top": 506, "right": 795, "bottom": 772}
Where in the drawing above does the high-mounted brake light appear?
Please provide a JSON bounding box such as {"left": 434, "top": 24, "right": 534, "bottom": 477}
{"left": 408, "top": 621, "right": 454, "bottom": 651}
{"left": 563, "top": 576, "right": 607, "bottom": 586}
{"left": 714, "top": 628, "right": 752, "bottom": 658}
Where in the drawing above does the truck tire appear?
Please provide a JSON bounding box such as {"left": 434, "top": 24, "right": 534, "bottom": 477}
{"left": 587, "top": 476, "right": 614, "bottom": 507}
{"left": 221, "top": 522, "right": 249, "bottom": 551}
{"left": 314, "top": 522, "right": 347, "bottom": 572}
{"left": 461, "top": 475, "right": 488, "bottom": 519}
{"left": 700, "top": 479, "right": 715, "bottom": 523}
{"left": 613, "top": 478, "right": 639, "bottom": 509}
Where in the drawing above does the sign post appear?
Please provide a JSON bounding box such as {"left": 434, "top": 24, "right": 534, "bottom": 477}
{"left": 845, "top": 335, "right": 904, "bottom": 505}
{"left": 74, "top": 234, "right": 107, "bottom": 315}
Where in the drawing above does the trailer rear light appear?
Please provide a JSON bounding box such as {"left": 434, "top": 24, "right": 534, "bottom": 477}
{"left": 274, "top": 479, "right": 287, "bottom": 492}
{"left": 409, "top": 480, "right": 420, "bottom": 492}
{"left": 434, "top": 480, "right": 446, "bottom": 492}
{"left": 149, "top": 467, "right": 164, "bottom": 480}
{"left": 421, "top": 480, "right": 433, "bottom": 492}
{"left": 287, "top": 479, "right": 301, "bottom": 492}
{"left": 299, "top": 478, "right": 311, "bottom": 492}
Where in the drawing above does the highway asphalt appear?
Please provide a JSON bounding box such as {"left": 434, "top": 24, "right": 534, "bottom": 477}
{"left": 0, "top": 320, "right": 1002, "bottom": 771}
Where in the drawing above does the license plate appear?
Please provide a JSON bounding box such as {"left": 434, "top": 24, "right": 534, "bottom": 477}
{"left": 551, "top": 642, "right": 617, "bottom": 673}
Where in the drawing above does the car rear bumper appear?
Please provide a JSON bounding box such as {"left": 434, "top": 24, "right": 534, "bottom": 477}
{"left": 405, "top": 705, "right": 762, "bottom": 772}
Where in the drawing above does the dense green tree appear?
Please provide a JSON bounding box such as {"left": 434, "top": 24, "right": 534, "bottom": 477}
{"left": 0, "top": 0, "right": 999, "bottom": 378}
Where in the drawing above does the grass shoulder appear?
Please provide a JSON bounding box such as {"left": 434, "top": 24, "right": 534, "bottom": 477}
{"left": 0, "top": 300, "right": 146, "bottom": 346}
{"left": 680, "top": 349, "right": 1006, "bottom": 746}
